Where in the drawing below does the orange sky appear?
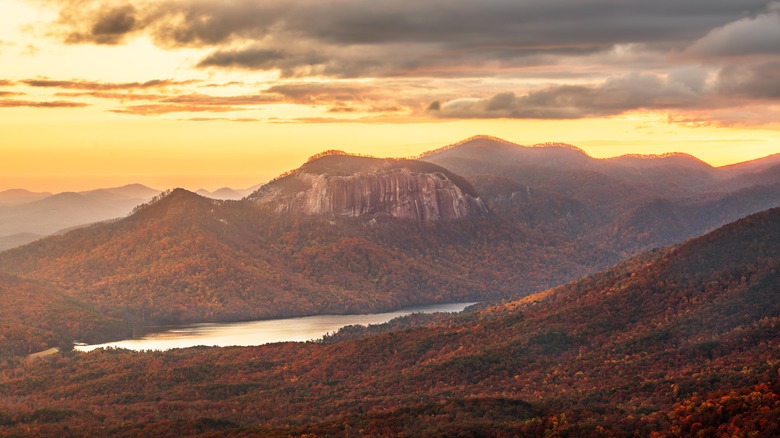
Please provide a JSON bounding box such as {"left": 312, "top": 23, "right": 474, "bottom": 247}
{"left": 1, "top": 0, "right": 779, "bottom": 192}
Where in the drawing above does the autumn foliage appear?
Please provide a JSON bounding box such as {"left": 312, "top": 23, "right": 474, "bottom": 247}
{"left": 0, "top": 207, "right": 778, "bottom": 435}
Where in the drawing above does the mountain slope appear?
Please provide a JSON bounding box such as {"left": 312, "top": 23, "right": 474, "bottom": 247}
{"left": 0, "top": 188, "right": 611, "bottom": 325}
{"left": 2, "top": 139, "right": 778, "bottom": 331}
{"left": 420, "top": 135, "right": 720, "bottom": 202}
{"left": 0, "top": 273, "right": 129, "bottom": 358}
{"left": 423, "top": 136, "right": 780, "bottom": 257}
{"left": 1, "top": 207, "right": 777, "bottom": 435}
{"left": 592, "top": 182, "right": 780, "bottom": 255}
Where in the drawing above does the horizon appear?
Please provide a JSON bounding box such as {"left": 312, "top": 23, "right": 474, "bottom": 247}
{"left": 2, "top": 0, "right": 779, "bottom": 192}
{"left": 1, "top": 134, "right": 778, "bottom": 193}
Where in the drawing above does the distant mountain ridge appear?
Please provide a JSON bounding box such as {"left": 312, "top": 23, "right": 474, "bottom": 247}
{"left": 422, "top": 135, "right": 780, "bottom": 254}
{"left": 0, "top": 184, "right": 164, "bottom": 251}
{"left": 0, "top": 189, "right": 52, "bottom": 206}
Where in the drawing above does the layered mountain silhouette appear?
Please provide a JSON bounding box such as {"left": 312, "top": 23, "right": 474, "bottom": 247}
{"left": 2, "top": 206, "right": 777, "bottom": 435}
{"left": 0, "top": 184, "right": 163, "bottom": 251}
{"left": 0, "top": 189, "right": 52, "bottom": 206}
{"left": 196, "top": 185, "right": 260, "bottom": 200}
{"left": 0, "top": 185, "right": 609, "bottom": 325}
{"left": 0, "top": 136, "right": 778, "bottom": 349}
{"left": 423, "top": 135, "right": 780, "bottom": 254}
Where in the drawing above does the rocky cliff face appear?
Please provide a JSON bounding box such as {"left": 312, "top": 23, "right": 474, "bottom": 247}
{"left": 249, "top": 154, "right": 487, "bottom": 221}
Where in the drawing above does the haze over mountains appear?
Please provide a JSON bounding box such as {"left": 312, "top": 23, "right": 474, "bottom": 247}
{"left": 423, "top": 135, "right": 780, "bottom": 254}
{"left": 0, "top": 184, "right": 162, "bottom": 251}
{"left": 0, "top": 184, "right": 261, "bottom": 251}
{"left": 1, "top": 135, "right": 778, "bottom": 346}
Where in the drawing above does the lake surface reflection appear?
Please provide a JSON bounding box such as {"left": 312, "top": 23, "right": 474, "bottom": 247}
{"left": 75, "top": 302, "right": 476, "bottom": 352}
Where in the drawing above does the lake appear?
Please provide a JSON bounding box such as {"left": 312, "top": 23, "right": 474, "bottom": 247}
{"left": 75, "top": 302, "right": 476, "bottom": 352}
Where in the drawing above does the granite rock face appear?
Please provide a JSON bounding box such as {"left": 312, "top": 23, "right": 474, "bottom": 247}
{"left": 250, "top": 154, "right": 487, "bottom": 221}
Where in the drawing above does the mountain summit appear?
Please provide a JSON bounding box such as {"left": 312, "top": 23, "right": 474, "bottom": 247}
{"left": 249, "top": 151, "right": 487, "bottom": 221}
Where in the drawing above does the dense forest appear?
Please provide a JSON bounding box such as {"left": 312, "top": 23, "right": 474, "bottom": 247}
{"left": 0, "top": 207, "right": 777, "bottom": 436}
{"left": 1, "top": 138, "right": 779, "bottom": 357}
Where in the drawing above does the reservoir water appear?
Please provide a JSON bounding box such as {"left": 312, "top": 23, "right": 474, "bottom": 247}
{"left": 75, "top": 302, "right": 476, "bottom": 352}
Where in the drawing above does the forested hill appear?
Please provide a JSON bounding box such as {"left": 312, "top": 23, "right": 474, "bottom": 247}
{"left": 1, "top": 207, "right": 777, "bottom": 436}
{"left": 0, "top": 187, "right": 613, "bottom": 325}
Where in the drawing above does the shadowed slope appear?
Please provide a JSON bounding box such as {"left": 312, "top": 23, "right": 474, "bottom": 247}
{"left": 0, "top": 208, "right": 777, "bottom": 435}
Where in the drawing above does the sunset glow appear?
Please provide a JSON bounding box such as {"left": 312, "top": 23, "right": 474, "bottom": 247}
{"left": 2, "top": 0, "right": 779, "bottom": 192}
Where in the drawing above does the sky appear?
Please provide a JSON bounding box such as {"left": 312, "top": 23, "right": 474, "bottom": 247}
{"left": 1, "top": 0, "right": 780, "bottom": 192}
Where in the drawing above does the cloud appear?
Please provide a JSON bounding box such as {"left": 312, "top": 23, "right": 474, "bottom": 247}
{"left": 716, "top": 62, "right": 780, "bottom": 99}
{"left": 50, "top": 1, "right": 142, "bottom": 45}
{"left": 54, "top": 91, "right": 166, "bottom": 101}
{"left": 0, "top": 91, "right": 25, "bottom": 97}
{"left": 38, "top": 0, "right": 772, "bottom": 77}
{"left": 262, "top": 81, "right": 421, "bottom": 113}
{"left": 686, "top": 6, "right": 780, "bottom": 58}
{"left": 109, "top": 103, "right": 247, "bottom": 115}
{"left": 183, "top": 117, "right": 262, "bottom": 123}
{"left": 432, "top": 73, "right": 704, "bottom": 119}
{"left": 13, "top": 0, "right": 780, "bottom": 126}
{"left": 668, "top": 106, "right": 780, "bottom": 128}
{"left": 265, "top": 83, "right": 368, "bottom": 104}
{"left": 0, "top": 80, "right": 16, "bottom": 86}
{"left": 22, "top": 78, "right": 198, "bottom": 90}
{"left": 162, "top": 93, "right": 282, "bottom": 106}
{"left": 0, "top": 99, "right": 89, "bottom": 108}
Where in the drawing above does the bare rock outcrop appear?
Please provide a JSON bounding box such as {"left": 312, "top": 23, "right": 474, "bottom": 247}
{"left": 249, "top": 153, "right": 486, "bottom": 221}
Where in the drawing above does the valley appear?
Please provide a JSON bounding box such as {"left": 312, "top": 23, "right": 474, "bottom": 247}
{"left": 1, "top": 204, "right": 777, "bottom": 435}
{"left": 0, "top": 136, "right": 779, "bottom": 435}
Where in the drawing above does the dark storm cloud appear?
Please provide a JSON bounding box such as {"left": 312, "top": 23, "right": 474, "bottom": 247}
{"left": 434, "top": 73, "right": 703, "bottom": 119}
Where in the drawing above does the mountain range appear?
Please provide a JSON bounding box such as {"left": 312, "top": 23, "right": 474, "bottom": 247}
{"left": 1, "top": 135, "right": 779, "bottom": 351}
{"left": 0, "top": 183, "right": 262, "bottom": 252}
{"left": 1, "top": 203, "right": 777, "bottom": 435}
{"left": 0, "top": 184, "right": 162, "bottom": 251}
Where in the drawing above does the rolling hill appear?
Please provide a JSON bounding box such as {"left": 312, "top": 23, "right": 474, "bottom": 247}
{"left": 1, "top": 206, "right": 777, "bottom": 435}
